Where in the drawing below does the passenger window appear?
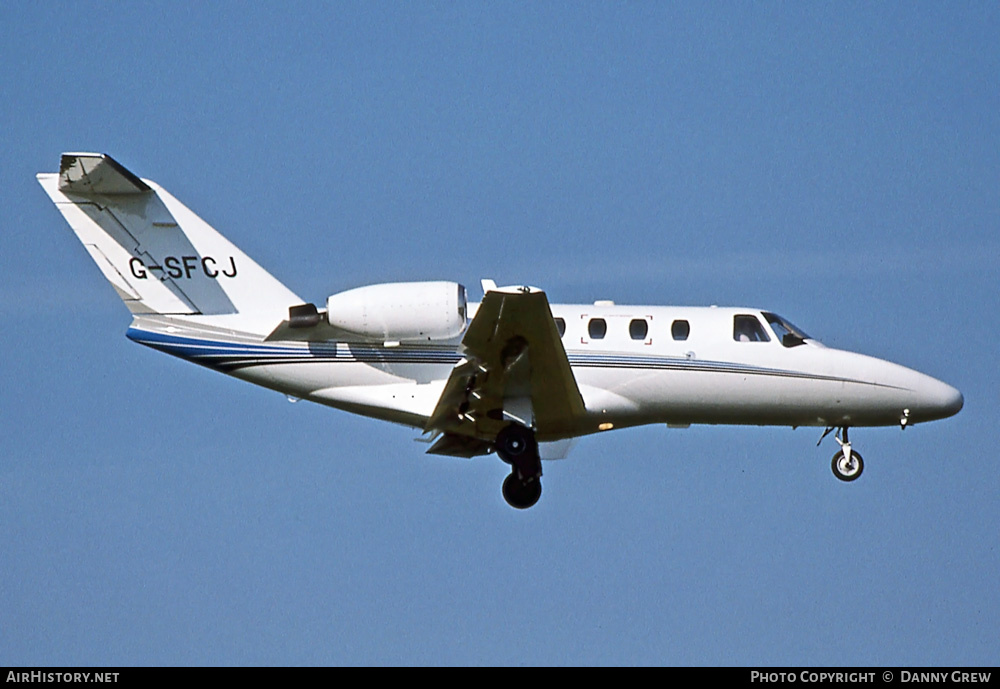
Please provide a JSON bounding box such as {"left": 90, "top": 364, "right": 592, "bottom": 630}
{"left": 671, "top": 320, "right": 690, "bottom": 341}
{"left": 733, "top": 315, "right": 770, "bottom": 342}
{"left": 554, "top": 317, "right": 566, "bottom": 338}
{"left": 629, "top": 319, "right": 648, "bottom": 340}
{"left": 588, "top": 318, "right": 607, "bottom": 339}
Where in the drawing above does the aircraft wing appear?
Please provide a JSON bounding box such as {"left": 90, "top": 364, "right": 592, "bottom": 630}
{"left": 425, "top": 286, "right": 586, "bottom": 457}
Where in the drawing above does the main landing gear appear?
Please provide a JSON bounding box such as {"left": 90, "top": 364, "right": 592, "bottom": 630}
{"left": 821, "top": 426, "right": 864, "bottom": 482}
{"left": 495, "top": 423, "right": 542, "bottom": 509}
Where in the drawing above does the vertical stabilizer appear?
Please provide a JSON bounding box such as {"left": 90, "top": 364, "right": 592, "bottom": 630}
{"left": 38, "top": 153, "right": 301, "bottom": 333}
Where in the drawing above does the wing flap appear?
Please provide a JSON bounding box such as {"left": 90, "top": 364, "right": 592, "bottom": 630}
{"left": 426, "top": 433, "right": 493, "bottom": 458}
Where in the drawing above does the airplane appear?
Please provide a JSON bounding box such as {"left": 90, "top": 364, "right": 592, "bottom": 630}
{"left": 37, "top": 153, "right": 964, "bottom": 509}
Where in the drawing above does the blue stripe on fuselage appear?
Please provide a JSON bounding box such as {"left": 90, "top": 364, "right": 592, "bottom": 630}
{"left": 124, "top": 327, "right": 886, "bottom": 388}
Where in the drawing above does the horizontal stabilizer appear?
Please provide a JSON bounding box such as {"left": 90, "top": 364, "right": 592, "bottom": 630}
{"left": 59, "top": 153, "right": 151, "bottom": 195}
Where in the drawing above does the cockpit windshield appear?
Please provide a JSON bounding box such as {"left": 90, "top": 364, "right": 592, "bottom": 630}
{"left": 762, "top": 312, "right": 812, "bottom": 348}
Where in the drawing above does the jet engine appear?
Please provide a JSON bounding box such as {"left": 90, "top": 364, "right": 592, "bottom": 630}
{"left": 326, "top": 281, "right": 467, "bottom": 341}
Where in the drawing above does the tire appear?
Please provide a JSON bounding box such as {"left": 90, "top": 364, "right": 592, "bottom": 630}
{"left": 502, "top": 473, "right": 542, "bottom": 509}
{"left": 831, "top": 449, "right": 864, "bottom": 482}
{"left": 495, "top": 424, "right": 534, "bottom": 464}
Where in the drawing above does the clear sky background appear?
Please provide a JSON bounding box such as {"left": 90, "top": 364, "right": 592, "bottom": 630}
{"left": 2, "top": 2, "right": 998, "bottom": 666}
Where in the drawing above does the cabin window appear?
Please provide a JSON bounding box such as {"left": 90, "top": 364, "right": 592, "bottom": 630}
{"left": 762, "top": 312, "right": 810, "bottom": 348}
{"left": 629, "top": 319, "right": 648, "bottom": 340}
{"left": 554, "top": 317, "right": 566, "bottom": 338}
{"left": 588, "top": 318, "right": 607, "bottom": 339}
{"left": 733, "top": 315, "right": 770, "bottom": 342}
{"left": 671, "top": 320, "right": 690, "bottom": 341}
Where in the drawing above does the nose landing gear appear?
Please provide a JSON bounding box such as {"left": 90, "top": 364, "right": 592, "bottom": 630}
{"left": 821, "top": 426, "right": 864, "bottom": 482}
{"left": 832, "top": 447, "right": 864, "bottom": 482}
{"left": 495, "top": 423, "right": 543, "bottom": 509}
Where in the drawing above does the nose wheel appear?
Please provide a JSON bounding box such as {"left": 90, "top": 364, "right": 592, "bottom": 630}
{"left": 824, "top": 426, "right": 864, "bottom": 482}
{"left": 831, "top": 448, "right": 864, "bottom": 481}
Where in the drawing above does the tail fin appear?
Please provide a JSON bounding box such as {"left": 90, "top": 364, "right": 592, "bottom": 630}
{"left": 37, "top": 153, "right": 301, "bottom": 331}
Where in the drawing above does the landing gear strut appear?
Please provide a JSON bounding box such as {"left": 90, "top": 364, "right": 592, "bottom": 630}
{"left": 828, "top": 426, "right": 864, "bottom": 482}
{"left": 496, "top": 424, "right": 542, "bottom": 509}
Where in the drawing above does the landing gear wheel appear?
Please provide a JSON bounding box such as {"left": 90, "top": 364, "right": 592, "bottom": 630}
{"left": 831, "top": 449, "right": 864, "bottom": 482}
{"left": 495, "top": 424, "right": 542, "bottom": 508}
{"left": 495, "top": 424, "right": 533, "bottom": 464}
{"left": 502, "top": 473, "right": 542, "bottom": 509}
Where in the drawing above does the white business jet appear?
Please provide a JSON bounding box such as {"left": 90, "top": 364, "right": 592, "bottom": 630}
{"left": 38, "top": 153, "right": 963, "bottom": 508}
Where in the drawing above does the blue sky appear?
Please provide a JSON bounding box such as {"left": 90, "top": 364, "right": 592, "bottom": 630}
{"left": 2, "top": 2, "right": 998, "bottom": 665}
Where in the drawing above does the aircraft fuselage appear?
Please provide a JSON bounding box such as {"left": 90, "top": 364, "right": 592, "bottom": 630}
{"left": 126, "top": 302, "right": 962, "bottom": 441}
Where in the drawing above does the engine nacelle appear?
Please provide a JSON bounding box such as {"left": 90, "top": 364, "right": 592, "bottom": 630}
{"left": 326, "top": 281, "right": 467, "bottom": 341}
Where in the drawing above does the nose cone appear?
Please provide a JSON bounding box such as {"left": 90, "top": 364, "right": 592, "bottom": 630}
{"left": 932, "top": 381, "right": 964, "bottom": 419}
{"left": 815, "top": 349, "right": 962, "bottom": 426}
{"left": 912, "top": 375, "right": 964, "bottom": 422}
